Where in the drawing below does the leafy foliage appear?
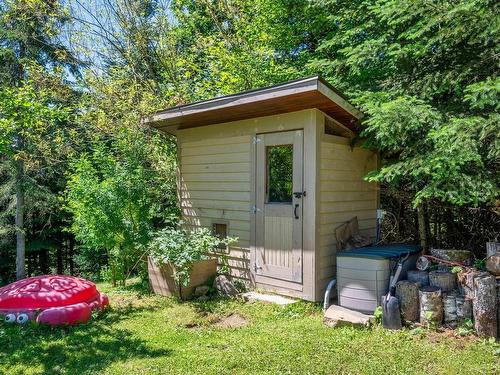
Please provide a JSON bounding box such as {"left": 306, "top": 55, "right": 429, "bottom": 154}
{"left": 149, "top": 227, "right": 237, "bottom": 286}
{"left": 64, "top": 127, "right": 177, "bottom": 285}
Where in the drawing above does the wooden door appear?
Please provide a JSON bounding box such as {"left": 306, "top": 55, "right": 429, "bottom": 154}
{"left": 254, "top": 130, "right": 303, "bottom": 283}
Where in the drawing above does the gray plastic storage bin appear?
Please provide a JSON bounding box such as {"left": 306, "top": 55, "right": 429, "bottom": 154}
{"left": 337, "top": 244, "right": 421, "bottom": 314}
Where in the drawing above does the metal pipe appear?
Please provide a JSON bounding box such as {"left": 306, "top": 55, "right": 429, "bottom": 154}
{"left": 323, "top": 278, "right": 337, "bottom": 311}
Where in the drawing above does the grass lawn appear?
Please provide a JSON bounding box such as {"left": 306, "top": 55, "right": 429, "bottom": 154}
{"left": 0, "top": 281, "right": 498, "bottom": 375}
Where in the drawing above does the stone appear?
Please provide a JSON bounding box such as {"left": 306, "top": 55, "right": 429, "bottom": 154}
{"left": 194, "top": 285, "right": 210, "bottom": 297}
{"left": 213, "top": 275, "right": 238, "bottom": 297}
{"left": 324, "top": 305, "right": 374, "bottom": 328}
{"left": 197, "top": 295, "right": 209, "bottom": 302}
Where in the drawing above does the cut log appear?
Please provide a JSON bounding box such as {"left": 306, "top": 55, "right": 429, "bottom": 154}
{"left": 407, "top": 270, "right": 429, "bottom": 287}
{"left": 473, "top": 273, "right": 498, "bottom": 338}
{"left": 486, "top": 242, "right": 500, "bottom": 258}
{"left": 497, "top": 280, "right": 500, "bottom": 339}
{"left": 485, "top": 254, "right": 500, "bottom": 276}
{"left": 443, "top": 294, "right": 457, "bottom": 324}
{"left": 457, "top": 269, "right": 482, "bottom": 299}
{"left": 430, "top": 248, "right": 472, "bottom": 264}
{"left": 419, "top": 286, "right": 443, "bottom": 326}
{"left": 429, "top": 270, "right": 456, "bottom": 292}
{"left": 395, "top": 280, "right": 419, "bottom": 322}
{"left": 455, "top": 296, "right": 473, "bottom": 324}
{"left": 497, "top": 280, "right": 500, "bottom": 338}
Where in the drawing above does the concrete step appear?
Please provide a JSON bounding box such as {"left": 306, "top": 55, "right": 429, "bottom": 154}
{"left": 324, "top": 305, "right": 374, "bottom": 327}
{"left": 241, "top": 292, "right": 297, "bottom": 305}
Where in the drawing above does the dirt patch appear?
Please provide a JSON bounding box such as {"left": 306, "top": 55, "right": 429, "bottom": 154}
{"left": 214, "top": 313, "right": 248, "bottom": 328}
{"left": 183, "top": 322, "right": 200, "bottom": 329}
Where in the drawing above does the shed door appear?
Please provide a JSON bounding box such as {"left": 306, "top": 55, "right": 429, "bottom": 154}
{"left": 255, "top": 130, "right": 303, "bottom": 283}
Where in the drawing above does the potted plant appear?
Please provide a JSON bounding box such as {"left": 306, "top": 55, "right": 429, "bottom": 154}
{"left": 147, "top": 227, "right": 236, "bottom": 299}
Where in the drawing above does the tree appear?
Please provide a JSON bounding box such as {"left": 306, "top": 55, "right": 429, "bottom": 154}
{"left": 0, "top": 82, "right": 70, "bottom": 279}
{"left": 0, "top": 0, "right": 79, "bottom": 279}
{"left": 309, "top": 0, "right": 499, "bottom": 250}
{"left": 64, "top": 127, "right": 177, "bottom": 286}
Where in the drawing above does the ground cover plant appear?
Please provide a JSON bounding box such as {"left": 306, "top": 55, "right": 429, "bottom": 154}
{"left": 0, "top": 280, "right": 497, "bottom": 375}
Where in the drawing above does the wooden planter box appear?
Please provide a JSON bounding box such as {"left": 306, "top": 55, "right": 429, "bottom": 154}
{"left": 147, "top": 256, "right": 217, "bottom": 300}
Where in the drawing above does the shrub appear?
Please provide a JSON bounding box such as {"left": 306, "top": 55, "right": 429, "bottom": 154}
{"left": 149, "top": 227, "right": 237, "bottom": 286}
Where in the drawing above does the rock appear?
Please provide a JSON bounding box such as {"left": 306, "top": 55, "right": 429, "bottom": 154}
{"left": 197, "top": 295, "right": 209, "bottom": 302}
{"left": 324, "top": 305, "right": 374, "bottom": 328}
{"left": 213, "top": 275, "right": 238, "bottom": 297}
{"left": 194, "top": 285, "right": 210, "bottom": 297}
{"left": 430, "top": 248, "right": 472, "bottom": 264}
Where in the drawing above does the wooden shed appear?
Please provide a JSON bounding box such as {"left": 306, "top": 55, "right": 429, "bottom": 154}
{"left": 148, "top": 76, "right": 379, "bottom": 301}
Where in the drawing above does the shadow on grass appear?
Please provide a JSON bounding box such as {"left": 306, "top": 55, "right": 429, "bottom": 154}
{"left": 0, "top": 304, "right": 171, "bottom": 375}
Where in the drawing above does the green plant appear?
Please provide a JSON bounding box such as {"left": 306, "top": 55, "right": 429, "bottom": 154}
{"left": 456, "top": 319, "right": 475, "bottom": 337}
{"left": 474, "top": 258, "right": 486, "bottom": 270}
{"left": 373, "top": 306, "right": 383, "bottom": 324}
{"left": 451, "top": 266, "right": 463, "bottom": 274}
{"left": 149, "top": 227, "right": 237, "bottom": 286}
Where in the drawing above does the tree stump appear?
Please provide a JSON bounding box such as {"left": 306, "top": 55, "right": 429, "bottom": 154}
{"left": 419, "top": 286, "right": 443, "bottom": 327}
{"left": 429, "top": 270, "right": 456, "bottom": 292}
{"left": 396, "top": 280, "right": 419, "bottom": 322}
{"left": 443, "top": 294, "right": 457, "bottom": 324}
{"left": 455, "top": 296, "right": 473, "bottom": 324}
{"left": 407, "top": 270, "right": 429, "bottom": 287}
{"left": 473, "top": 273, "right": 497, "bottom": 338}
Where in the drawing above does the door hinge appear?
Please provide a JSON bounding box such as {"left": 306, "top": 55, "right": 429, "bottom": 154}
{"left": 251, "top": 205, "right": 261, "bottom": 214}
{"left": 253, "top": 263, "right": 262, "bottom": 272}
{"left": 252, "top": 136, "right": 261, "bottom": 145}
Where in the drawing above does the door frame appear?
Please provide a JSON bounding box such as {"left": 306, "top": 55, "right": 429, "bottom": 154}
{"left": 253, "top": 130, "right": 304, "bottom": 284}
{"left": 249, "top": 128, "right": 304, "bottom": 290}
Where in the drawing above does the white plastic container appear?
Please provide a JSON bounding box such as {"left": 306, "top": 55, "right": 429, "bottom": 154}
{"left": 336, "top": 245, "right": 421, "bottom": 314}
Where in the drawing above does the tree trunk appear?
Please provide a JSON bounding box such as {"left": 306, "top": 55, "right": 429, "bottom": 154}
{"left": 396, "top": 280, "right": 419, "bottom": 321}
{"left": 56, "top": 245, "right": 63, "bottom": 274}
{"left": 68, "top": 237, "right": 75, "bottom": 275}
{"left": 15, "top": 158, "right": 26, "bottom": 280}
{"left": 473, "top": 273, "right": 497, "bottom": 338}
{"left": 417, "top": 203, "right": 428, "bottom": 253}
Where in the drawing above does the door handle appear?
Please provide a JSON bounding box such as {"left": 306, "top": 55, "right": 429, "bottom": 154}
{"left": 294, "top": 204, "right": 299, "bottom": 219}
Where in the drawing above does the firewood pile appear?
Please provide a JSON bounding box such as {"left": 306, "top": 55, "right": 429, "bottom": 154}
{"left": 393, "top": 243, "right": 499, "bottom": 339}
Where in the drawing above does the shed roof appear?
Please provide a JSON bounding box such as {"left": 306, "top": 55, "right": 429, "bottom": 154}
{"left": 147, "top": 76, "right": 362, "bottom": 134}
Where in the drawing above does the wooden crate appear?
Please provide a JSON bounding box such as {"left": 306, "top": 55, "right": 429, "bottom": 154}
{"left": 147, "top": 256, "right": 217, "bottom": 300}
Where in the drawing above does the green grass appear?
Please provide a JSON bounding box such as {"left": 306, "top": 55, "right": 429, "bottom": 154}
{"left": 0, "top": 281, "right": 498, "bottom": 375}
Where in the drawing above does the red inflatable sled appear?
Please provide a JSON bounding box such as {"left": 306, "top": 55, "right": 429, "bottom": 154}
{"left": 0, "top": 275, "right": 109, "bottom": 325}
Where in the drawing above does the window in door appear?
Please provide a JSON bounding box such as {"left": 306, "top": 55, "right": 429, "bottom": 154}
{"left": 266, "top": 145, "right": 293, "bottom": 203}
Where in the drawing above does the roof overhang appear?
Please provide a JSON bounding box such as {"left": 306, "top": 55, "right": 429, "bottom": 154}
{"left": 146, "top": 76, "right": 362, "bottom": 134}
